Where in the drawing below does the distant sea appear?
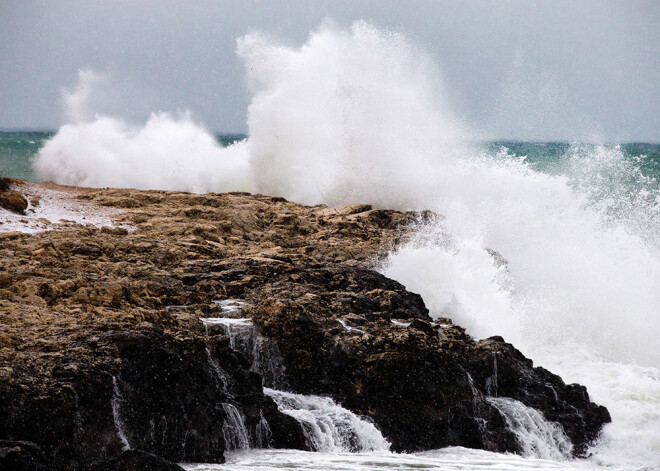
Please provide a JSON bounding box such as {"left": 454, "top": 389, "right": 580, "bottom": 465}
{"left": 0, "top": 131, "right": 248, "bottom": 181}
{"left": 2, "top": 131, "right": 658, "bottom": 185}
{"left": 3, "top": 129, "right": 660, "bottom": 471}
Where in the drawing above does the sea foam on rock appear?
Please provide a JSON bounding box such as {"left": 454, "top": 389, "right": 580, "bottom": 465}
{"left": 247, "top": 266, "right": 610, "bottom": 455}
{"left": 0, "top": 182, "right": 609, "bottom": 469}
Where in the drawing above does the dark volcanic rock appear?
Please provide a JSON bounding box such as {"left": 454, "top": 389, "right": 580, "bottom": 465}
{"left": 468, "top": 336, "right": 611, "bottom": 456}
{"left": 86, "top": 450, "right": 185, "bottom": 471}
{"left": 0, "top": 441, "right": 50, "bottom": 471}
{"left": 248, "top": 265, "right": 610, "bottom": 455}
{"left": 0, "top": 327, "right": 306, "bottom": 469}
{"left": 0, "top": 182, "right": 610, "bottom": 467}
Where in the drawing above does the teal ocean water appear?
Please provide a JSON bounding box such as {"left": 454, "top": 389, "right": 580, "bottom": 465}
{"left": 0, "top": 131, "right": 54, "bottom": 180}
{"left": 2, "top": 131, "right": 658, "bottom": 186}
{"left": 0, "top": 131, "right": 247, "bottom": 181}
{"left": 3, "top": 18, "right": 659, "bottom": 471}
{"left": 4, "top": 129, "right": 660, "bottom": 470}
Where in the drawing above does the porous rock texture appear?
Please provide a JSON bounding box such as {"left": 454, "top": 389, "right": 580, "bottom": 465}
{"left": 0, "top": 177, "right": 28, "bottom": 213}
{"left": 0, "top": 181, "right": 609, "bottom": 469}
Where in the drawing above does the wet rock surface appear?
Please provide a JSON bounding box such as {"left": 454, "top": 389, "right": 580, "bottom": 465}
{"left": 247, "top": 267, "right": 610, "bottom": 454}
{"left": 0, "top": 177, "right": 29, "bottom": 213}
{"left": 0, "top": 181, "right": 609, "bottom": 468}
{"left": 86, "top": 450, "right": 186, "bottom": 471}
{"left": 0, "top": 440, "right": 50, "bottom": 471}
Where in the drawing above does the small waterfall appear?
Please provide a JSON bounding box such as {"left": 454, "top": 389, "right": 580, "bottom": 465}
{"left": 250, "top": 332, "right": 288, "bottom": 389}
{"left": 200, "top": 317, "right": 287, "bottom": 389}
{"left": 222, "top": 403, "right": 250, "bottom": 451}
{"left": 255, "top": 410, "right": 273, "bottom": 449}
{"left": 264, "top": 388, "right": 390, "bottom": 453}
{"left": 205, "top": 347, "right": 232, "bottom": 394}
{"left": 464, "top": 371, "right": 488, "bottom": 434}
{"left": 111, "top": 375, "right": 131, "bottom": 451}
{"left": 211, "top": 299, "right": 248, "bottom": 313}
{"left": 464, "top": 371, "right": 480, "bottom": 402}
{"left": 487, "top": 397, "right": 573, "bottom": 460}
{"left": 485, "top": 353, "right": 498, "bottom": 397}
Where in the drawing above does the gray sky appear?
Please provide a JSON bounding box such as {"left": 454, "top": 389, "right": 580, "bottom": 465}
{"left": 0, "top": 0, "right": 658, "bottom": 141}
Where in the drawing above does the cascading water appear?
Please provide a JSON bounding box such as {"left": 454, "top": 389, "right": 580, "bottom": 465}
{"left": 201, "top": 308, "right": 287, "bottom": 389}
{"left": 29, "top": 20, "right": 660, "bottom": 470}
{"left": 264, "top": 389, "right": 390, "bottom": 453}
{"left": 205, "top": 347, "right": 232, "bottom": 394}
{"left": 485, "top": 353, "right": 498, "bottom": 397}
{"left": 221, "top": 403, "right": 250, "bottom": 452}
{"left": 111, "top": 375, "right": 131, "bottom": 451}
{"left": 487, "top": 398, "right": 573, "bottom": 460}
{"left": 254, "top": 411, "right": 273, "bottom": 449}
{"left": 202, "top": 301, "right": 389, "bottom": 455}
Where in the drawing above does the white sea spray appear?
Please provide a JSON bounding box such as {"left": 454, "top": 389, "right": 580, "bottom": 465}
{"left": 30, "top": 22, "right": 660, "bottom": 469}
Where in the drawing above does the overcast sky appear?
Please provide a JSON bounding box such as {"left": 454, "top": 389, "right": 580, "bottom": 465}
{"left": 1, "top": 0, "right": 658, "bottom": 141}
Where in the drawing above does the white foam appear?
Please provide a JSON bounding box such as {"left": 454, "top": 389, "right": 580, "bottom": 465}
{"left": 0, "top": 183, "right": 122, "bottom": 233}
{"left": 264, "top": 388, "right": 390, "bottom": 453}
{"left": 238, "top": 21, "right": 462, "bottom": 208}
{"left": 182, "top": 448, "right": 597, "bottom": 471}
{"left": 34, "top": 112, "right": 252, "bottom": 193}
{"left": 487, "top": 397, "right": 573, "bottom": 460}
{"left": 337, "top": 319, "right": 366, "bottom": 334}
{"left": 200, "top": 318, "right": 253, "bottom": 327}
{"left": 391, "top": 320, "right": 411, "bottom": 327}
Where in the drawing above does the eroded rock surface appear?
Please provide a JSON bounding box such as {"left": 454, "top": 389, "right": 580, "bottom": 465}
{"left": 0, "top": 182, "right": 609, "bottom": 469}
{"left": 246, "top": 266, "right": 610, "bottom": 454}
{"left": 0, "top": 177, "right": 28, "bottom": 213}
{"left": 86, "top": 450, "right": 186, "bottom": 471}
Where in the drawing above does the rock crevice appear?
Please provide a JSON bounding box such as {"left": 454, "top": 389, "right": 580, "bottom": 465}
{"left": 0, "top": 182, "right": 610, "bottom": 469}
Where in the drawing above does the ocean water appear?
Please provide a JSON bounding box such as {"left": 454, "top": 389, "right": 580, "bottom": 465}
{"left": 4, "top": 132, "right": 658, "bottom": 185}
{"left": 3, "top": 20, "right": 660, "bottom": 471}
{"left": 0, "top": 131, "right": 53, "bottom": 180}
{"left": 0, "top": 131, "right": 245, "bottom": 183}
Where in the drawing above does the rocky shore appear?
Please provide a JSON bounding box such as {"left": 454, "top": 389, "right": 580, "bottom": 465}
{"left": 0, "top": 180, "right": 610, "bottom": 470}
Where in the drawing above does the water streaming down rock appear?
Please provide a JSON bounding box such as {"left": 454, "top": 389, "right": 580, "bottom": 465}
{"left": 485, "top": 353, "right": 498, "bottom": 397}
{"left": 111, "top": 375, "right": 131, "bottom": 451}
{"left": 211, "top": 299, "right": 248, "bottom": 314}
{"left": 264, "top": 388, "right": 390, "bottom": 453}
{"left": 255, "top": 410, "right": 273, "bottom": 449}
{"left": 200, "top": 315, "right": 287, "bottom": 389}
{"left": 205, "top": 347, "right": 232, "bottom": 395}
{"left": 199, "top": 280, "right": 596, "bottom": 459}
{"left": 221, "top": 403, "right": 250, "bottom": 452}
{"left": 487, "top": 397, "right": 572, "bottom": 460}
{"left": 463, "top": 371, "right": 489, "bottom": 437}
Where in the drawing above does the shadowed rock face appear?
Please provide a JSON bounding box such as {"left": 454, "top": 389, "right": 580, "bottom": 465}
{"left": 0, "top": 327, "right": 307, "bottom": 468}
{"left": 86, "top": 450, "right": 185, "bottom": 471}
{"left": 0, "top": 182, "right": 609, "bottom": 469}
{"left": 246, "top": 266, "right": 610, "bottom": 454}
{"left": 0, "top": 441, "right": 50, "bottom": 471}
